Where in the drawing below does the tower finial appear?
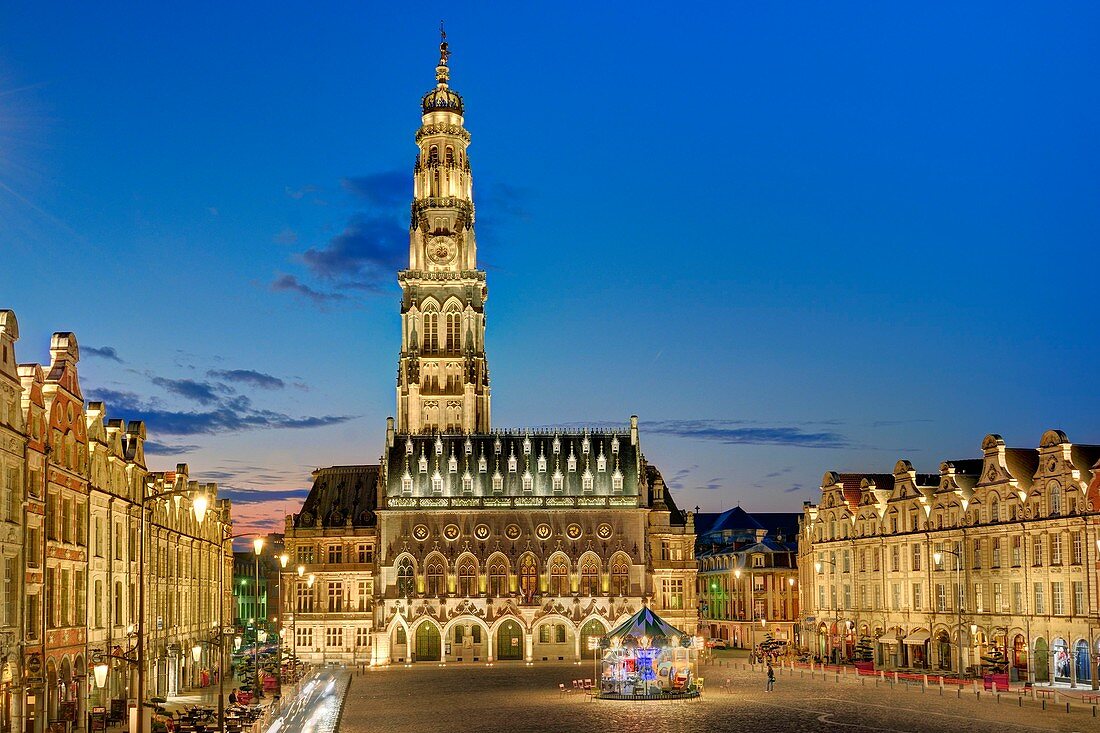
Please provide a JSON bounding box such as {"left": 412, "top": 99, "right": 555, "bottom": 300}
{"left": 436, "top": 20, "right": 451, "bottom": 85}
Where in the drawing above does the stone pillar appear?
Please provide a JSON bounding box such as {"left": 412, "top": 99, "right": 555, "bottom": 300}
{"left": 524, "top": 633, "right": 533, "bottom": 663}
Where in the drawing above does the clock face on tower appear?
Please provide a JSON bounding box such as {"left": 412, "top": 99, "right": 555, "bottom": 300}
{"left": 427, "top": 235, "right": 457, "bottom": 265}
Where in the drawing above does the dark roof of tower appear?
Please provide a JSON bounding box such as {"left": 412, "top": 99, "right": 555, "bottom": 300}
{"left": 294, "top": 465, "right": 380, "bottom": 529}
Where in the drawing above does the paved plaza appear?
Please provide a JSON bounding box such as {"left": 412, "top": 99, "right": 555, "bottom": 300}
{"left": 337, "top": 660, "right": 1098, "bottom": 733}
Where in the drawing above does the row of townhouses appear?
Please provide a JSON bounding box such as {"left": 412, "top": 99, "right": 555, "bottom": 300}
{"left": 0, "top": 311, "right": 233, "bottom": 733}
{"left": 799, "top": 430, "right": 1100, "bottom": 686}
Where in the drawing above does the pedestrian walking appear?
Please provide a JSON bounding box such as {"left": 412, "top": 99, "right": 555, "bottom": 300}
{"left": 766, "top": 664, "right": 775, "bottom": 692}
{"left": 228, "top": 689, "right": 238, "bottom": 705}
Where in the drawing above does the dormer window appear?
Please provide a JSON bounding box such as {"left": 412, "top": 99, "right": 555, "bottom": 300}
{"left": 523, "top": 436, "right": 531, "bottom": 455}
{"left": 464, "top": 437, "right": 473, "bottom": 455}
{"left": 494, "top": 437, "right": 501, "bottom": 454}
{"left": 552, "top": 470, "right": 564, "bottom": 493}
{"left": 419, "top": 454, "right": 428, "bottom": 474}
{"left": 507, "top": 454, "right": 517, "bottom": 473}
{"left": 448, "top": 455, "right": 458, "bottom": 474}
{"left": 401, "top": 472, "right": 413, "bottom": 494}
{"left": 522, "top": 472, "right": 533, "bottom": 494}
{"left": 434, "top": 436, "right": 443, "bottom": 455}
{"left": 552, "top": 436, "right": 561, "bottom": 454}
{"left": 568, "top": 452, "right": 577, "bottom": 472}
{"left": 582, "top": 469, "right": 594, "bottom": 493}
{"left": 405, "top": 438, "right": 413, "bottom": 455}
{"left": 462, "top": 472, "right": 473, "bottom": 494}
{"left": 582, "top": 435, "right": 590, "bottom": 454}
{"left": 492, "top": 471, "right": 503, "bottom": 494}
{"left": 612, "top": 468, "right": 623, "bottom": 493}
{"left": 597, "top": 454, "right": 607, "bottom": 472}
{"left": 611, "top": 436, "right": 619, "bottom": 453}
{"left": 537, "top": 455, "right": 547, "bottom": 473}
{"left": 478, "top": 456, "right": 487, "bottom": 473}
{"left": 431, "top": 471, "right": 443, "bottom": 494}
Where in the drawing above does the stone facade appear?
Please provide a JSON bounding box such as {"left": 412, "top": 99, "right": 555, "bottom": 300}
{"left": 799, "top": 431, "right": 1100, "bottom": 687}
{"left": 284, "top": 35, "right": 697, "bottom": 667}
{"left": 0, "top": 314, "right": 234, "bottom": 733}
{"left": 696, "top": 508, "right": 800, "bottom": 650}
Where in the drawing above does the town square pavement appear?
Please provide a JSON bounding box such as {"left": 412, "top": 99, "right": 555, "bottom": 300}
{"left": 336, "top": 660, "right": 1097, "bottom": 733}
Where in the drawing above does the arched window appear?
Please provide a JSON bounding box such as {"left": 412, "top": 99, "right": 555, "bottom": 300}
{"left": 989, "top": 496, "right": 999, "bottom": 523}
{"left": 488, "top": 560, "right": 508, "bottom": 597}
{"left": 426, "top": 559, "right": 446, "bottom": 596}
{"left": 423, "top": 309, "right": 439, "bottom": 352}
{"left": 429, "top": 145, "right": 439, "bottom": 164}
{"left": 457, "top": 558, "right": 477, "bottom": 597}
{"left": 519, "top": 555, "right": 538, "bottom": 602}
{"left": 1048, "top": 481, "right": 1062, "bottom": 516}
{"left": 445, "top": 146, "right": 454, "bottom": 165}
{"left": 396, "top": 559, "right": 415, "bottom": 597}
{"left": 113, "top": 581, "right": 124, "bottom": 626}
{"left": 445, "top": 309, "right": 461, "bottom": 354}
{"left": 579, "top": 557, "right": 600, "bottom": 596}
{"left": 610, "top": 558, "right": 629, "bottom": 596}
{"left": 93, "top": 580, "right": 103, "bottom": 628}
{"left": 548, "top": 557, "right": 570, "bottom": 596}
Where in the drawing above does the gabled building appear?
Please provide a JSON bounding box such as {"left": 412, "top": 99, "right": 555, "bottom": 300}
{"left": 696, "top": 507, "right": 800, "bottom": 648}
{"left": 800, "top": 431, "right": 1100, "bottom": 685}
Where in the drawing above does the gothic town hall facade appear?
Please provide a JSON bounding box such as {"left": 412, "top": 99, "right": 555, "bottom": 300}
{"left": 284, "top": 38, "right": 697, "bottom": 666}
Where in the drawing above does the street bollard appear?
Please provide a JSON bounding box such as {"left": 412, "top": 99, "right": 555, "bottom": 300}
{"left": 893, "top": 672, "right": 898, "bottom": 685}
{"left": 922, "top": 674, "right": 928, "bottom": 690}
{"left": 1065, "top": 702, "right": 1070, "bottom": 714}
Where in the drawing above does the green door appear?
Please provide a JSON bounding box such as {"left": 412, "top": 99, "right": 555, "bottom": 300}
{"left": 497, "top": 620, "right": 523, "bottom": 660}
{"left": 415, "top": 623, "right": 441, "bottom": 662}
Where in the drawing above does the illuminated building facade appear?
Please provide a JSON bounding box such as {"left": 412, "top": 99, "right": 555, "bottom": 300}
{"left": 285, "top": 33, "right": 697, "bottom": 666}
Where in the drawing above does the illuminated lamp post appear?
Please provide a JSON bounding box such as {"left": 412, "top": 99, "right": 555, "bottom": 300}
{"left": 787, "top": 577, "right": 797, "bottom": 651}
{"left": 134, "top": 483, "right": 209, "bottom": 733}
{"left": 294, "top": 565, "right": 305, "bottom": 673}
{"left": 275, "top": 553, "right": 289, "bottom": 697}
{"left": 252, "top": 537, "right": 265, "bottom": 694}
{"left": 587, "top": 636, "right": 600, "bottom": 694}
{"left": 733, "top": 568, "right": 743, "bottom": 648}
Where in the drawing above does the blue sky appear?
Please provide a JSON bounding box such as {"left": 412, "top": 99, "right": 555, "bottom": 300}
{"left": 1, "top": 2, "right": 1097, "bottom": 535}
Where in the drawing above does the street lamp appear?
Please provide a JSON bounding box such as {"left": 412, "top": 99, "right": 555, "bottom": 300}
{"left": 587, "top": 636, "right": 600, "bottom": 693}
{"left": 275, "top": 553, "right": 289, "bottom": 696}
{"left": 294, "top": 565, "right": 305, "bottom": 671}
{"left": 135, "top": 484, "right": 209, "bottom": 733}
{"left": 787, "top": 577, "right": 796, "bottom": 649}
{"left": 933, "top": 547, "right": 963, "bottom": 677}
{"left": 252, "top": 537, "right": 265, "bottom": 694}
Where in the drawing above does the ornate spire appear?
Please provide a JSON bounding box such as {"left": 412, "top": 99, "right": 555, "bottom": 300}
{"left": 437, "top": 20, "right": 450, "bottom": 85}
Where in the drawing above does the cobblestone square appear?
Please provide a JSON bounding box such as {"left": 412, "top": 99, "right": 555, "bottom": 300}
{"left": 338, "top": 661, "right": 1096, "bottom": 733}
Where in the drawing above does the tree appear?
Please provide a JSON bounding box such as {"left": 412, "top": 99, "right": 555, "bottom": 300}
{"left": 853, "top": 635, "right": 874, "bottom": 663}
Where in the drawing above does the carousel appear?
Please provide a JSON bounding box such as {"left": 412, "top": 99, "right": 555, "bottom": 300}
{"left": 597, "top": 606, "right": 700, "bottom": 700}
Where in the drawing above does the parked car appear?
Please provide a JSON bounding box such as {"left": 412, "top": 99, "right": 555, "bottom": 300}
{"left": 706, "top": 639, "right": 728, "bottom": 649}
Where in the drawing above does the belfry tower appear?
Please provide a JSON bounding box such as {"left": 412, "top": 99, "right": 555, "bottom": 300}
{"left": 396, "top": 29, "right": 490, "bottom": 434}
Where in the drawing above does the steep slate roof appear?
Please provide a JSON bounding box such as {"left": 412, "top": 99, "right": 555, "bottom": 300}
{"left": 646, "top": 463, "right": 687, "bottom": 526}
{"left": 1004, "top": 448, "right": 1039, "bottom": 489}
{"left": 382, "top": 431, "right": 640, "bottom": 499}
{"left": 295, "top": 465, "right": 380, "bottom": 528}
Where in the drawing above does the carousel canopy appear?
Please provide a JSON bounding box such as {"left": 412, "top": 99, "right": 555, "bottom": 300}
{"left": 603, "top": 606, "right": 691, "bottom": 647}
